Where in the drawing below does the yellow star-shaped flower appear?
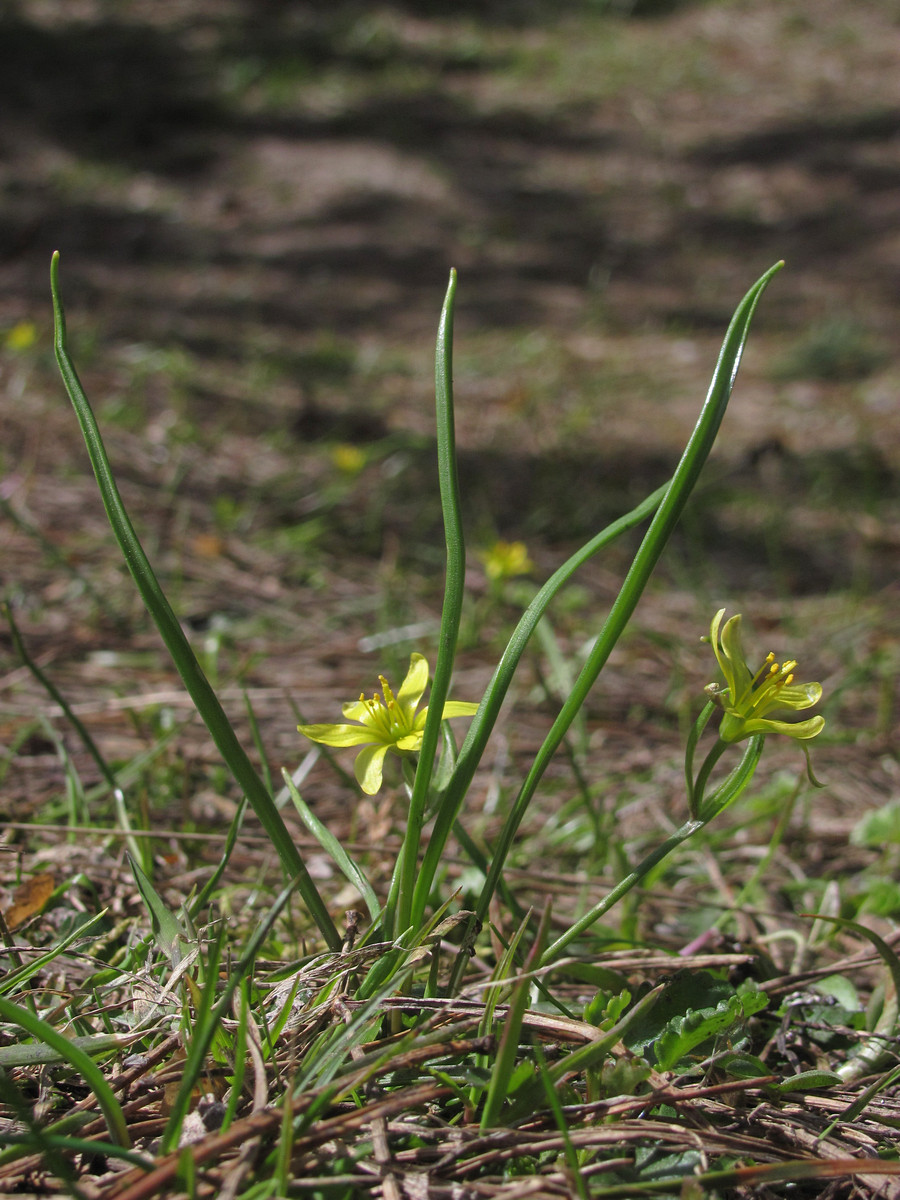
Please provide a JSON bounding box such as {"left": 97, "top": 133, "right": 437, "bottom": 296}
{"left": 298, "top": 653, "right": 478, "bottom": 795}
{"left": 705, "top": 609, "right": 825, "bottom": 744}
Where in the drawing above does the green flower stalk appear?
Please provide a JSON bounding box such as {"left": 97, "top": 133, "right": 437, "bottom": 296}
{"left": 704, "top": 608, "right": 825, "bottom": 743}
{"left": 298, "top": 653, "right": 478, "bottom": 795}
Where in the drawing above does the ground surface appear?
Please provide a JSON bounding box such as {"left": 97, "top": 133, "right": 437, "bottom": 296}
{"left": 1, "top": 3, "right": 900, "bottom": 1194}
{"left": 2, "top": 0, "right": 898, "bottom": 873}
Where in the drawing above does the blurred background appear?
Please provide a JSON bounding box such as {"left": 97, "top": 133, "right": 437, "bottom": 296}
{"left": 1, "top": 1, "right": 898, "bottom": 877}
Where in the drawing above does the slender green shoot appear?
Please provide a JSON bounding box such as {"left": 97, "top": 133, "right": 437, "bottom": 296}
{"left": 540, "top": 734, "right": 764, "bottom": 965}
{"left": 480, "top": 905, "right": 550, "bottom": 1130}
{"left": 283, "top": 769, "right": 380, "bottom": 923}
{"left": 467, "top": 263, "right": 782, "bottom": 942}
{"left": 391, "top": 269, "right": 467, "bottom": 937}
{"left": 534, "top": 1040, "right": 590, "bottom": 1200}
{"left": 159, "top": 880, "right": 298, "bottom": 1152}
{"left": 50, "top": 252, "right": 340, "bottom": 953}
{"left": 0, "top": 997, "right": 131, "bottom": 1148}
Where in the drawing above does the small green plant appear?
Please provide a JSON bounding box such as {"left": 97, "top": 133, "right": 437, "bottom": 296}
{"left": 5, "top": 253, "right": 880, "bottom": 1198}
{"left": 47, "top": 253, "right": 794, "bottom": 951}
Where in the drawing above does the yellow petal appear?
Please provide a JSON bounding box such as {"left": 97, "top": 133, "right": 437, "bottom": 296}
{"left": 298, "top": 722, "right": 375, "bottom": 747}
{"left": 740, "top": 715, "right": 825, "bottom": 741}
{"left": 395, "top": 732, "right": 423, "bottom": 752}
{"left": 719, "top": 612, "right": 753, "bottom": 697}
{"left": 767, "top": 681, "right": 823, "bottom": 711}
{"left": 397, "top": 653, "right": 429, "bottom": 711}
{"left": 354, "top": 743, "right": 390, "bottom": 794}
{"left": 440, "top": 701, "right": 480, "bottom": 719}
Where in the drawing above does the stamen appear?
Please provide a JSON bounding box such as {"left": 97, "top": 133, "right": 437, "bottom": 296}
{"left": 750, "top": 655, "right": 777, "bottom": 688}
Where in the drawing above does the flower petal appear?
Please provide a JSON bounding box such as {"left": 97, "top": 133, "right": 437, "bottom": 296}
{"left": 395, "top": 732, "right": 423, "bottom": 752}
{"left": 709, "top": 609, "right": 729, "bottom": 684}
{"left": 397, "top": 653, "right": 429, "bottom": 712}
{"left": 298, "top": 722, "right": 375, "bottom": 748}
{"left": 719, "top": 612, "right": 753, "bottom": 699}
{"left": 440, "top": 701, "right": 480, "bottom": 718}
{"left": 354, "top": 743, "right": 391, "bottom": 794}
{"left": 738, "top": 715, "right": 826, "bottom": 741}
{"left": 342, "top": 699, "right": 370, "bottom": 721}
{"left": 764, "top": 681, "right": 823, "bottom": 711}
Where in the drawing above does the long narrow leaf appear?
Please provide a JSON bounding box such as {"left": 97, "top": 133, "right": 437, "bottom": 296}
{"left": 480, "top": 906, "right": 550, "bottom": 1130}
{"left": 471, "top": 262, "right": 782, "bottom": 937}
{"left": 282, "top": 769, "right": 380, "bottom": 922}
{"left": 412, "top": 480, "right": 668, "bottom": 929}
{"left": 189, "top": 797, "right": 248, "bottom": 921}
{"left": 50, "top": 253, "right": 340, "bottom": 953}
{"left": 127, "top": 853, "right": 186, "bottom": 967}
{"left": 0, "top": 997, "right": 130, "bottom": 1147}
{"left": 0, "top": 1031, "right": 138, "bottom": 1069}
{"left": 0, "top": 910, "right": 108, "bottom": 998}
{"left": 391, "top": 269, "right": 467, "bottom": 937}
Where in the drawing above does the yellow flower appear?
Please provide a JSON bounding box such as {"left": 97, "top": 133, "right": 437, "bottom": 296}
{"left": 331, "top": 443, "right": 366, "bottom": 475}
{"left": 479, "top": 540, "right": 533, "bottom": 582}
{"left": 298, "top": 653, "right": 478, "bottom": 795}
{"left": 4, "top": 321, "right": 37, "bottom": 352}
{"left": 705, "top": 609, "right": 825, "bottom": 744}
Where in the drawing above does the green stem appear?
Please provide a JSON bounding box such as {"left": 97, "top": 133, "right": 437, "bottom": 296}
{"left": 684, "top": 699, "right": 715, "bottom": 816}
{"left": 691, "top": 735, "right": 731, "bottom": 817}
{"left": 542, "top": 819, "right": 704, "bottom": 964}
{"left": 50, "top": 253, "right": 340, "bottom": 952}
{"left": 540, "top": 733, "right": 764, "bottom": 965}
{"left": 411, "top": 481, "right": 669, "bottom": 929}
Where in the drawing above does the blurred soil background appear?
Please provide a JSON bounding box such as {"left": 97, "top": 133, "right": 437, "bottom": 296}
{"left": 1, "top": 0, "right": 899, "bottom": 941}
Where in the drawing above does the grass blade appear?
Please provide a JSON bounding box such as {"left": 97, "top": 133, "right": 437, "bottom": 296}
{"left": 479, "top": 905, "right": 550, "bottom": 1130}
{"left": 127, "top": 852, "right": 186, "bottom": 966}
{"left": 0, "top": 910, "right": 107, "bottom": 998}
{"left": 0, "top": 996, "right": 130, "bottom": 1147}
{"left": 282, "top": 768, "right": 380, "bottom": 923}
{"left": 189, "top": 797, "right": 248, "bottom": 921}
{"left": 159, "top": 880, "right": 297, "bottom": 1153}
